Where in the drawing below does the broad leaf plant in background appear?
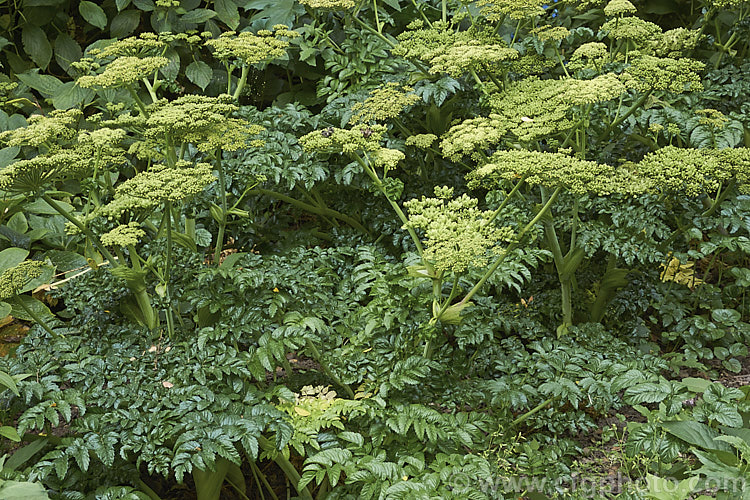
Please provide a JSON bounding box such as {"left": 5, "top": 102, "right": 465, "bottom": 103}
{"left": 0, "top": 0, "right": 750, "bottom": 498}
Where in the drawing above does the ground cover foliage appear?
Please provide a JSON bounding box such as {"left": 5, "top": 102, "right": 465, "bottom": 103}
{"left": 1, "top": 0, "right": 750, "bottom": 498}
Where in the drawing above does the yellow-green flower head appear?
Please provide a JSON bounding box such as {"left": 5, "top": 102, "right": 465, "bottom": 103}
{"left": 404, "top": 187, "right": 514, "bottom": 273}
{"left": 696, "top": 109, "right": 729, "bottom": 129}
{"left": 77, "top": 56, "right": 169, "bottom": 89}
{"left": 101, "top": 222, "right": 146, "bottom": 247}
{"left": 623, "top": 55, "right": 704, "bottom": 93}
{"left": 648, "top": 123, "right": 665, "bottom": 134}
{"left": 88, "top": 34, "right": 167, "bottom": 59}
{"left": 350, "top": 83, "right": 421, "bottom": 124}
{"left": 601, "top": 17, "right": 662, "bottom": 44}
{"left": 155, "top": 0, "right": 180, "bottom": 6}
{"left": 0, "top": 260, "right": 46, "bottom": 300}
{"left": 0, "top": 82, "right": 19, "bottom": 108}
{"left": 0, "top": 149, "right": 100, "bottom": 193}
{"left": 299, "top": 124, "right": 387, "bottom": 154}
{"left": 405, "top": 134, "right": 437, "bottom": 149}
{"left": 145, "top": 95, "right": 262, "bottom": 152}
{"left": 467, "top": 149, "right": 650, "bottom": 195}
{"left": 636, "top": 146, "right": 750, "bottom": 196}
{"left": 394, "top": 25, "right": 483, "bottom": 63}
{"left": 531, "top": 26, "right": 571, "bottom": 43}
{"left": 370, "top": 148, "right": 405, "bottom": 172}
{"left": 651, "top": 28, "right": 703, "bottom": 58}
{"left": 561, "top": 73, "right": 626, "bottom": 105}
{"left": 0, "top": 109, "right": 81, "bottom": 148}
{"left": 571, "top": 42, "right": 608, "bottom": 62}
{"left": 476, "top": 0, "right": 546, "bottom": 20}
{"left": 707, "top": 0, "right": 750, "bottom": 8}
{"left": 511, "top": 54, "right": 557, "bottom": 76}
{"left": 440, "top": 115, "right": 510, "bottom": 161}
{"left": 78, "top": 128, "right": 127, "bottom": 148}
{"left": 603, "top": 0, "right": 637, "bottom": 16}
{"left": 428, "top": 43, "right": 519, "bottom": 77}
{"left": 204, "top": 27, "right": 298, "bottom": 65}
{"left": 487, "top": 77, "right": 577, "bottom": 143}
{"left": 95, "top": 162, "right": 215, "bottom": 219}
{"left": 299, "top": 0, "right": 355, "bottom": 9}
{"left": 116, "top": 162, "right": 215, "bottom": 203}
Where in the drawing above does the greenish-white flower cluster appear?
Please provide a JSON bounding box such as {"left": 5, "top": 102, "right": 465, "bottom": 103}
{"left": 0, "top": 110, "right": 81, "bottom": 147}
{"left": 467, "top": 150, "right": 648, "bottom": 195}
{"left": 350, "top": 83, "right": 421, "bottom": 124}
{"left": 145, "top": 95, "right": 263, "bottom": 152}
{"left": 371, "top": 148, "right": 405, "bottom": 172}
{"left": 569, "top": 42, "right": 608, "bottom": 71}
{"left": 0, "top": 260, "right": 45, "bottom": 300}
{"left": 428, "top": 43, "right": 519, "bottom": 76}
{"left": 475, "top": 0, "right": 547, "bottom": 20}
{"left": 94, "top": 162, "right": 216, "bottom": 219}
{"left": 101, "top": 223, "right": 146, "bottom": 247}
{"left": 299, "top": 0, "right": 355, "bottom": 9}
{"left": 603, "top": 0, "right": 637, "bottom": 16}
{"left": 404, "top": 187, "right": 514, "bottom": 273}
{"left": 561, "top": 74, "right": 626, "bottom": 105}
{"left": 77, "top": 56, "right": 169, "bottom": 89}
{"left": 695, "top": 109, "right": 729, "bottom": 129}
{"left": 531, "top": 26, "right": 571, "bottom": 42}
{"left": 601, "top": 17, "right": 662, "bottom": 44}
{"left": 636, "top": 146, "right": 750, "bottom": 196}
{"left": 205, "top": 26, "right": 298, "bottom": 65}
{"left": 299, "top": 125, "right": 387, "bottom": 154}
{"left": 623, "top": 55, "right": 705, "bottom": 93}
{"left": 405, "top": 134, "right": 437, "bottom": 149}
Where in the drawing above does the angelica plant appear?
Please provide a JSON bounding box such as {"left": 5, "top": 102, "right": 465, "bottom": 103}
{"left": 0, "top": 260, "right": 56, "bottom": 337}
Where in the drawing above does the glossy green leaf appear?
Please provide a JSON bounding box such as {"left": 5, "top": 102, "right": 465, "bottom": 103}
{"left": 21, "top": 26, "right": 52, "bottom": 69}
{"left": 182, "top": 8, "right": 217, "bottom": 23}
{"left": 79, "top": 1, "right": 109, "bottom": 29}
{"left": 0, "top": 481, "right": 49, "bottom": 500}
{"left": 0, "top": 247, "right": 29, "bottom": 273}
{"left": 16, "top": 70, "right": 63, "bottom": 98}
{"left": 186, "top": 60, "right": 212, "bottom": 90}
{"left": 214, "top": 0, "right": 240, "bottom": 29}
{"left": 54, "top": 33, "right": 82, "bottom": 73}
{"left": 110, "top": 10, "right": 141, "bottom": 38}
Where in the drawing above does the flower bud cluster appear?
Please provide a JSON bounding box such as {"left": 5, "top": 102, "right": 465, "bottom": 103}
{"left": 0, "top": 260, "right": 45, "bottom": 300}
{"left": 404, "top": 187, "right": 514, "bottom": 273}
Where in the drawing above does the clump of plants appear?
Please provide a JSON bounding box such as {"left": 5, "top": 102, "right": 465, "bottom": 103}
{"left": 1, "top": 0, "right": 750, "bottom": 498}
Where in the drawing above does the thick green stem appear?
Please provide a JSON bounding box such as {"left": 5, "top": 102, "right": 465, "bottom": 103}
{"left": 14, "top": 298, "right": 57, "bottom": 337}
{"left": 232, "top": 65, "right": 250, "bottom": 100}
{"left": 354, "top": 154, "right": 425, "bottom": 256}
{"left": 510, "top": 396, "right": 555, "bottom": 427}
{"left": 251, "top": 188, "right": 370, "bottom": 235}
{"left": 249, "top": 460, "right": 276, "bottom": 500}
{"left": 214, "top": 153, "right": 228, "bottom": 266}
{"left": 164, "top": 201, "right": 175, "bottom": 338}
{"left": 305, "top": 339, "right": 355, "bottom": 399}
{"left": 372, "top": 0, "right": 382, "bottom": 33}
{"left": 257, "top": 437, "right": 314, "bottom": 500}
{"left": 137, "top": 480, "right": 163, "bottom": 500}
{"left": 126, "top": 85, "right": 149, "bottom": 117}
{"left": 409, "top": 0, "right": 433, "bottom": 27}
{"left": 600, "top": 90, "right": 653, "bottom": 140}
{"left": 555, "top": 47, "right": 570, "bottom": 77}
{"left": 458, "top": 186, "right": 563, "bottom": 306}
{"left": 702, "top": 179, "right": 735, "bottom": 217}
{"left": 487, "top": 177, "right": 527, "bottom": 225}
{"left": 41, "top": 193, "right": 118, "bottom": 268}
